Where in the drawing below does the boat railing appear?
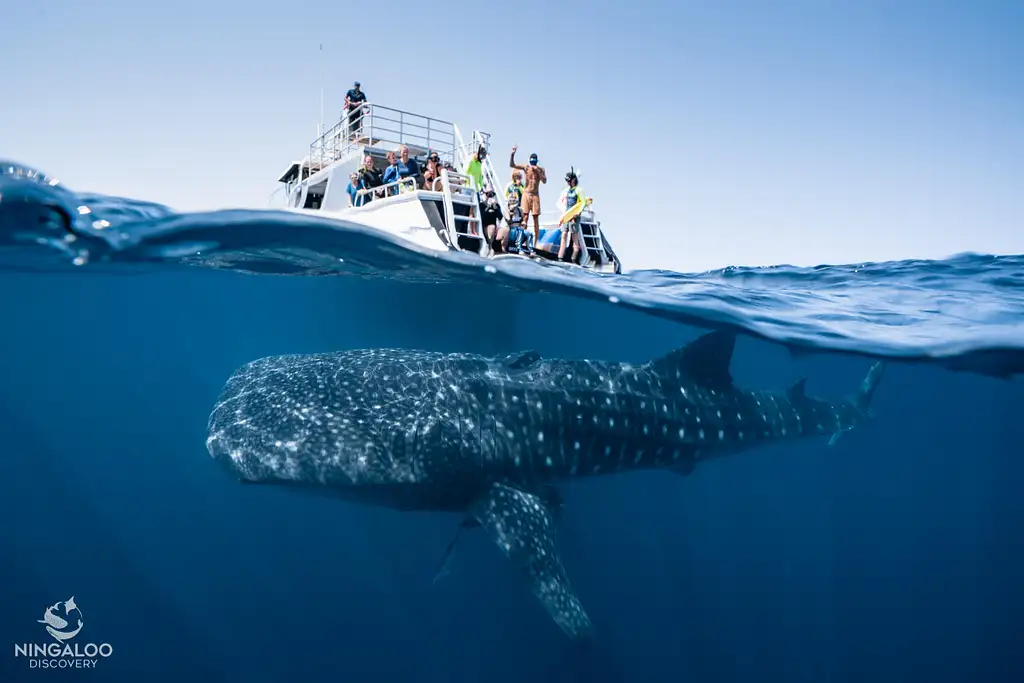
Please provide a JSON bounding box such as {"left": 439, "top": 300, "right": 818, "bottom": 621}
{"left": 538, "top": 206, "right": 596, "bottom": 227}
{"left": 472, "top": 130, "right": 510, "bottom": 217}
{"left": 536, "top": 204, "right": 605, "bottom": 268}
{"left": 351, "top": 176, "right": 420, "bottom": 206}
{"left": 309, "top": 103, "right": 458, "bottom": 170}
{"left": 444, "top": 170, "right": 479, "bottom": 202}
{"left": 268, "top": 185, "right": 290, "bottom": 209}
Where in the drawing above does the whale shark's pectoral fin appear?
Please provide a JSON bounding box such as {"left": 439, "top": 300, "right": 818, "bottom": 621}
{"left": 433, "top": 526, "right": 463, "bottom": 585}
{"left": 469, "top": 482, "right": 594, "bottom": 643}
{"left": 433, "top": 516, "right": 488, "bottom": 585}
{"left": 434, "top": 485, "right": 564, "bottom": 586}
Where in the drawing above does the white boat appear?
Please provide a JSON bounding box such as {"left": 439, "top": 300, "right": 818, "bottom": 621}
{"left": 270, "top": 103, "right": 622, "bottom": 274}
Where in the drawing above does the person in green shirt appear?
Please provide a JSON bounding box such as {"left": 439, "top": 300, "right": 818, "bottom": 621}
{"left": 463, "top": 145, "right": 487, "bottom": 194}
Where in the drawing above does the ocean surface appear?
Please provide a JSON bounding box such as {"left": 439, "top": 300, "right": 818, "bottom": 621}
{"left": 1, "top": 162, "right": 1022, "bottom": 682}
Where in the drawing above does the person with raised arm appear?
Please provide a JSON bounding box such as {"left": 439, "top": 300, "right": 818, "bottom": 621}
{"left": 509, "top": 145, "right": 546, "bottom": 245}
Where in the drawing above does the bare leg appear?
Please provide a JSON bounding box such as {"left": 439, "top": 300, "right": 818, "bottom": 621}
{"left": 571, "top": 230, "right": 583, "bottom": 263}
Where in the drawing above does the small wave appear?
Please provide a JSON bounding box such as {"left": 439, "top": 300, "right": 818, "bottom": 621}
{"left": 2, "top": 160, "right": 1022, "bottom": 378}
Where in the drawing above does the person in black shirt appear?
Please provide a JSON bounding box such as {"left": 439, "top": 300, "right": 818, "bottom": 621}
{"left": 357, "top": 155, "right": 383, "bottom": 203}
{"left": 345, "top": 82, "right": 367, "bottom": 140}
{"left": 480, "top": 187, "right": 504, "bottom": 248}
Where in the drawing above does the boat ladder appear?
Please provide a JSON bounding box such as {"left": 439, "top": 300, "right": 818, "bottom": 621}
{"left": 440, "top": 168, "right": 485, "bottom": 252}
{"left": 578, "top": 213, "right": 606, "bottom": 267}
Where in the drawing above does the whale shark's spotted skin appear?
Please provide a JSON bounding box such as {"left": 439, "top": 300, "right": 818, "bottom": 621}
{"left": 206, "top": 331, "right": 885, "bottom": 643}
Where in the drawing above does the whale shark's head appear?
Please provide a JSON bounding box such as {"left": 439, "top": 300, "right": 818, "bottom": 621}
{"left": 205, "top": 353, "right": 396, "bottom": 488}
{"left": 205, "top": 350, "right": 490, "bottom": 494}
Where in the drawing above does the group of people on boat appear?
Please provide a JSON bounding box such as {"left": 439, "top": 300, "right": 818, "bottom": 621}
{"left": 340, "top": 80, "right": 592, "bottom": 263}
{"left": 461, "top": 144, "right": 592, "bottom": 264}
{"left": 344, "top": 146, "right": 437, "bottom": 206}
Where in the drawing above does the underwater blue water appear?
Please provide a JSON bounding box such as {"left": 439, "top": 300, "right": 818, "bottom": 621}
{"left": 1, "top": 163, "right": 1022, "bottom": 682}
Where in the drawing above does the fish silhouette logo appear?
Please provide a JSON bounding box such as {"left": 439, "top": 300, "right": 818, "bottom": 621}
{"left": 37, "top": 597, "right": 84, "bottom": 643}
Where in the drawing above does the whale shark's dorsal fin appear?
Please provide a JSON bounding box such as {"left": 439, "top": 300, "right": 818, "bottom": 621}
{"left": 503, "top": 350, "right": 542, "bottom": 370}
{"left": 650, "top": 330, "right": 736, "bottom": 390}
{"left": 469, "top": 482, "right": 594, "bottom": 644}
{"left": 787, "top": 377, "right": 808, "bottom": 401}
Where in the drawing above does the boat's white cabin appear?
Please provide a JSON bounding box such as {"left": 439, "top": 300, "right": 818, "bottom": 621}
{"left": 271, "top": 103, "right": 621, "bottom": 273}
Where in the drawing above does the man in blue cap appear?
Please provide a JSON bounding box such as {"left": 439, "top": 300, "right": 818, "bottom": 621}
{"left": 509, "top": 145, "right": 547, "bottom": 245}
{"left": 344, "top": 81, "right": 367, "bottom": 140}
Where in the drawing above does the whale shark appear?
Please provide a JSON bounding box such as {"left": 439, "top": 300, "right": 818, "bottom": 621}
{"left": 206, "top": 330, "right": 885, "bottom": 643}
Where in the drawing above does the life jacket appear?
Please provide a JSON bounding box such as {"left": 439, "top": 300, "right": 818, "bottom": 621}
{"left": 506, "top": 182, "right": 524, "bottom": 207}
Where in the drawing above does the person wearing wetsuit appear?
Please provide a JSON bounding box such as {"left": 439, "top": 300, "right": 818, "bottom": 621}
{"left": 558, "top": 169, "right": 589, "bottom": 263}
{"left": 357, "top": 155, "right": 383, "bottom": 202}
{"left": 480, "top": 187, "right": 504, "bottom": 248}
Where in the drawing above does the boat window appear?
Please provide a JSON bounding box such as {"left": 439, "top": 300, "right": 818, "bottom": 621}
{"left": 303, "top": 192, "right": 324, "bottom": 210}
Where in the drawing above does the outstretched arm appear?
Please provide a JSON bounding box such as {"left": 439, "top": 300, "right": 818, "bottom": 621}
{"left": 510, "top": 146, "right": 527, "bottom": 170}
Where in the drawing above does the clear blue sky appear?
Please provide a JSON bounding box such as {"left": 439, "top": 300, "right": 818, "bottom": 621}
{"left": 3, "top": 0, "right": 1021, "bottom": 272}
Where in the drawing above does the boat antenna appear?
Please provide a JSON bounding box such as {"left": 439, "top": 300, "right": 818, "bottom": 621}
{"left": 318, "top": 43, "right": 325, "bottom": 139}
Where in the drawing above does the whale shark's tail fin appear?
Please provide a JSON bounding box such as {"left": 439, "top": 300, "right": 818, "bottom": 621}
{"left": 855, "top": 361, "right": 887, "bottom": 413}
{"left": 829, "top": 361, "right": 887, "bottom": 446}
{"left": 469, "top": 482, "right": 594, "bottom": 644}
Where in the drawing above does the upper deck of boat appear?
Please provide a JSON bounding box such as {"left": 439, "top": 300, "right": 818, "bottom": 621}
{"left": 277, "top": 103, "right": 462, "bottom": 186}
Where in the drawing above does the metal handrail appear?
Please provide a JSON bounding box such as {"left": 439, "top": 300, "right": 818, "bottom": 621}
{"left": 473, "top": 130, "right": 509, "bottom": 217}
{"left": 538, "top": 205, "right": 596, "bottom": 227}
{"left": 268, "top": 185, "right": 289, "bottom": 208}
{"left": 352, "top": 176, "right": 419, "bottom": 205}
{"left": 309, "top": 103, "right": 457, "bottom": 169}
{"left": 440, "top": 168, "right": 483, "bottom": 242}
{"left": 444, "top": 170, "right": 477, "bottom": 202}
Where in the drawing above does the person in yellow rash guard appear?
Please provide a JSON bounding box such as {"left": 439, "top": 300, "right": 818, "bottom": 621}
{"left": 558, "top": 169, "right": 592, "bottom": 263}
